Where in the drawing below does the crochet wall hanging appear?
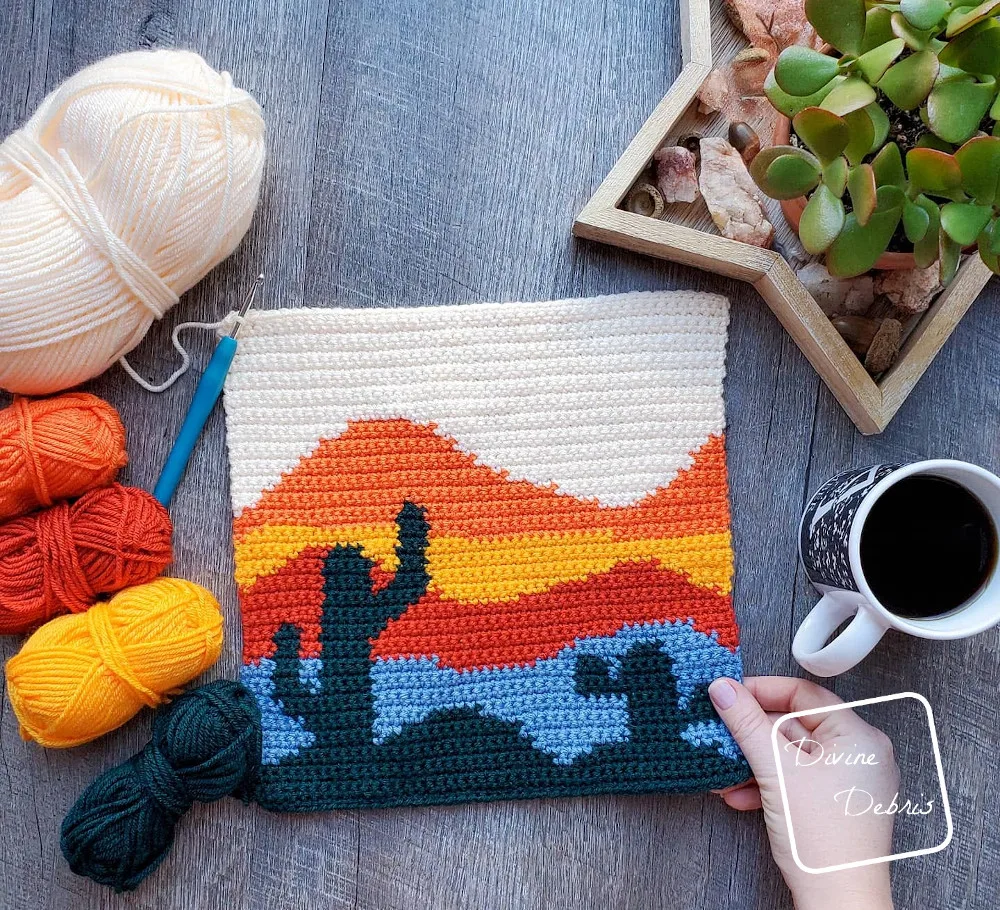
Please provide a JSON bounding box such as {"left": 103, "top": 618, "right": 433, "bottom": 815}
{"left": 62, "top": 291, "right": 750, "bottom": 889}
{"left": 224, "top": 291, "right": 748, "bottom": 809}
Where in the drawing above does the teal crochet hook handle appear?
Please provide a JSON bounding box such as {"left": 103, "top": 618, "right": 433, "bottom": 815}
{"left": 153, "top": 274, "right": 264, "bottom": 508}
{"left": 153, "top": 337, "right": 237, "bottom": 507}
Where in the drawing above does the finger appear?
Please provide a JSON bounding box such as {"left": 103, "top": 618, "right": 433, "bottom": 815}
{"left": 708, "top": 678, "right": 785, "bottom": 772}
{"left": 766, "top": 711, "right": 812, "bottom": 746}
{"left": 742, "top": 676, "right": 844, "bottom": 730}
{"left": 711, "top": 778, "right": 758, "bottom": 796}
{"left": 720, "top": 784, "right": 763, "bottom": 811}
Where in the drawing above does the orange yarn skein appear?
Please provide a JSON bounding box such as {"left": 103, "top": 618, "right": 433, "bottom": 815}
{"left": 0, "top": 484, "right": 173, "bottom": 634}
{"left": 0, "top": 394, "right": 127, "bottom": 521}
{"left": 6, "top": 578, "right": 224, "bottom": 748}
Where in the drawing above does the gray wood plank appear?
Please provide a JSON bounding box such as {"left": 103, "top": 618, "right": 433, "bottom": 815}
{"left": 1, "top": 0, "right": 998, "bottom": 907}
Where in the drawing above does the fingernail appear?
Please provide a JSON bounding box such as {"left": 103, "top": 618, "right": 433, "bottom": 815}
{"left": 709, "top": 678, "right": 737, "bottom": 710}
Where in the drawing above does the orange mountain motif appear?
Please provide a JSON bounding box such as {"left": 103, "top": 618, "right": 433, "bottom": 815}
{"left": 235, "top": 418, "right": 735, "bottom": 668}
{"left": 234, "top": 418, "right": 731, "bottom": 584}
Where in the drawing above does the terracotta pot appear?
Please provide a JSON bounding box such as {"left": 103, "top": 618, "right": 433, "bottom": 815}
{"left": 773, "top": 116, "right": 916, "bottom": 271}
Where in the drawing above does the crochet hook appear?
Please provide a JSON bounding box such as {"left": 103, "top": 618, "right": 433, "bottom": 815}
{"left": 153, "top": 274, "right": 264, "bottom": 507}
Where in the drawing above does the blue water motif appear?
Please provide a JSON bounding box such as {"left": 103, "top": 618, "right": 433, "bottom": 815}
{"left": 244, "top": 619, "right": 742, "bottom": 766}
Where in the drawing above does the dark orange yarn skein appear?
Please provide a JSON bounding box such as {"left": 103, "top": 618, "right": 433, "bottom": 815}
{"left": 0, "top": 394, "right": 127, "bottom": 521}
{"left": 0, "top": 484, "right": 173, "bottom": 635}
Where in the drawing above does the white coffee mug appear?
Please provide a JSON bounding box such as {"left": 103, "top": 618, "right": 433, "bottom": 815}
{"left": 793, "top": 459, "right": 1000, "bottom": 676}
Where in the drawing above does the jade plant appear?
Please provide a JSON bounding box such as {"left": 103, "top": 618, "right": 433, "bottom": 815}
{"left": 751, "top": 0, "right": 1000, "bottom": 282}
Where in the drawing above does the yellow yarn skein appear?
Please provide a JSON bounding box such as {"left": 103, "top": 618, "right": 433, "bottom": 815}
{"left": 5, "top": 578, "right": 223, "bottom": 748}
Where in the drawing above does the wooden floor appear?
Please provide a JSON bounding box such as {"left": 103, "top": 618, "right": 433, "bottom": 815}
{"left": 1, "top": 1, "right": 998, "bottom": 908}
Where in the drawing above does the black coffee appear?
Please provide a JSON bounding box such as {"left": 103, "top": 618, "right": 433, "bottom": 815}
{"left": 860, "top": 476, "right": 996, "bottom": 619}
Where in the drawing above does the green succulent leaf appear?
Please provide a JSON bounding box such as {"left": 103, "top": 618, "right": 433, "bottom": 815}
{"left": 865, "top": 102, "right": 891, "bottom": 153}
{"left": 878, "top": 50, "right": 940, "bottom": 110}
{"left": 956, "top": 135, "right": 1000, "bottom": 204}
{"left": 750, "top": 146, "right": 823, "bottom": 199}
{"left": 775, "top": 47, "right": 842, "bottom": 95}
{"left": 936, "top": 62, "right": 972, "bottom": 84}
{"left": 985, "top": 216, "right": 1000, "bottom": 254}
{"left": 941, "top": 201, "right": 993, "bottom": 244}
{"left": 992, "top": 90, "right": 1000, "bottom": 119}
{"left": 765, "top": 156, "right": 824, "bottom": 197}
{"left": 840, "top": 109, "right": 875, "bottom": 167}
{"left": 856, "top": 38, "right": 906, "bottom": 83}
{"left": 946, "top": 0, "right": 1000, "bottom": 37}
{"left": 891, "top": 11, "right": 937, "bottom": 49}
{"left": 826, "top": 186, "right": 905, "bottom": 277}
{"left": 793, "top": 107, "right": 851, "bottom": 162}
{"left": 903, "top": 199, "right": 933, "bottom": 241}
{"left": 807, "top": 0, "right": 867, "bottom": 55}
{"left": 927, "top": 77, "right": 997, "bottom": 144}
{"left": 915, "top": 132, "right": 957, "bottom": 151}
{"left": 821, "top": 77, "right": 878, "bottom": 116}
{"left": 940, "top": 230, "right": 963, "bottom": 284}
{"left": 823, "top": 156, "right": 851, "bottom": 196}
{"left": 764, "top": 71, "right": 844, "bottom": 117}
{"left": 978, "top": 225, "right": 1000, "bottom": 272}
{"left": 862, "top": 7, "right": 897, "bottom": 53}
{"left": 872, "top": 142, "right": 906, "bottom": 187}
{"left": 914, "top": 200, "right": 943, "bottom": 266}
{"left": 848, "top": 164, "right": 879, "bottom": 226}
{"left": 800, "top": 184, "right": 847, "bottom": 254}
{"left": 939, "top": 19, "right": 1000, "bottom": 76}
{"left": 901, "top": 0, "right": 951, "bottom": 30}
{"left": 907, "top": 147, "right": 965, "bottom": 196}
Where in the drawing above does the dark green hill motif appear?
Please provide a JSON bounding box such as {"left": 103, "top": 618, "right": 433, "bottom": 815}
{"left": 258, "top": 501, "right": 748, "bottom": 811}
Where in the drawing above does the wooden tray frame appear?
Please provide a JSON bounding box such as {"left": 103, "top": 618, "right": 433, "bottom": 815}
{"left": 572, "top": 0, "right": 994, "bottom": 434}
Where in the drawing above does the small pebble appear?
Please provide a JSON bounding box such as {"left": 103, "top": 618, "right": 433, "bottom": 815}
{"left": 797, "top": 262, "right": 875, "bottom": 317}
{"left": 654, "top": 146, "right": 699, "bottom": 204}
{"left": 697, "top": 69, "right": 730, "bottom": 115}
{"left": 874, "top": 266, "right": 942, "bottom": 316}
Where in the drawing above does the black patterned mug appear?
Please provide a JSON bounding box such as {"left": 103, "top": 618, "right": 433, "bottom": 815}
{"left": 794, "top": 460, "right": 1000, "bottom": 676}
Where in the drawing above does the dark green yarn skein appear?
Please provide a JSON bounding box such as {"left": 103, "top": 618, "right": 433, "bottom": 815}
{"left": 60, "top": 680, "right": 263, "bottom": 892}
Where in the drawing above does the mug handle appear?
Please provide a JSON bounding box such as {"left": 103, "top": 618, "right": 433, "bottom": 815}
{"left": 792, "top": 590, "right": 889, "bottom": 677}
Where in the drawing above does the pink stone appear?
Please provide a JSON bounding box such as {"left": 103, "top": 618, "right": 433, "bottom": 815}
{"left": 698, "top": 137, "right": 774, "bottom": 248}
{"left": 654, "top": 146, "right": 699, "bottom": 204}
{"left": 875, "top": 266, "right": 942, "bottom": 315}
{"left": 724, "top": 0, "right": 822, "bottom": 54}
{"left": 797, "top": 262, "right": 875, "bottom": 317}
{"left": 698, "top": 68, "right": 730, "bottom": 114}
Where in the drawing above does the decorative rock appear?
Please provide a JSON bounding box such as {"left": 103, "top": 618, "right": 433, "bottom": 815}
{"left": 728, "top": 121, "right": 761, "bottom": 164}
{"left": 830, "top": 315, "right": 903, "bottom": 374}
{"left": 874, "top": 266, "right": 942, "bottom": 316}
{"left": 732, "top": 48, "right": 772, "bottom": 97}
{"left": 864, "top": 319, "right": 903, "bottom": 375}
{"left": 797, "top": 262, "right": 875, "bottom": 317}
{"left": 724, "top": 0, "right": 777, "bottom": 56}
{"left": 624, "top": 183, "right": 666, "bottom": 218}
{"left": 831, "top": 315, "right": 880, "bottom": 356}
{"left": 654, "top": 146, "right": 699, "bottom": 204}
{"left": 724, "top": 0, "right": 822, "bottom": 54}
{"left": 698, "top": 69, "right": 729, "bottom": 114}
{"left": 698, "top": 138, "right": 773, "bottom": 247}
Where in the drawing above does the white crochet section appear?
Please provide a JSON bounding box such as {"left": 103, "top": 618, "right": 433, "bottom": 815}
{"left": 222, "top": 292, "right": 729, "bottom": 515}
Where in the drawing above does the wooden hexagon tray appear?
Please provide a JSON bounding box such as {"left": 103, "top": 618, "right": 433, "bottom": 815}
{"left": 573, "top": 0, "right": 994, "bottom": 434}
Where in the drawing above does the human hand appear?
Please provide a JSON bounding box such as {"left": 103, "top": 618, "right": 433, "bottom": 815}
{"left": 708, "top": 676, "right": 899, "bottom": 910}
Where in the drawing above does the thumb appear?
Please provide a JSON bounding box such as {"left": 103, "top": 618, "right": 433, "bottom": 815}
{"left": 708, "top": 677, "right": 778, "bottom": 777}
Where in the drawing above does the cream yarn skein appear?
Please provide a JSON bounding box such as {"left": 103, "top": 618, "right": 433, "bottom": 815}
{"left": 0, "top": 50, "right": 265, "bottom": 395}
